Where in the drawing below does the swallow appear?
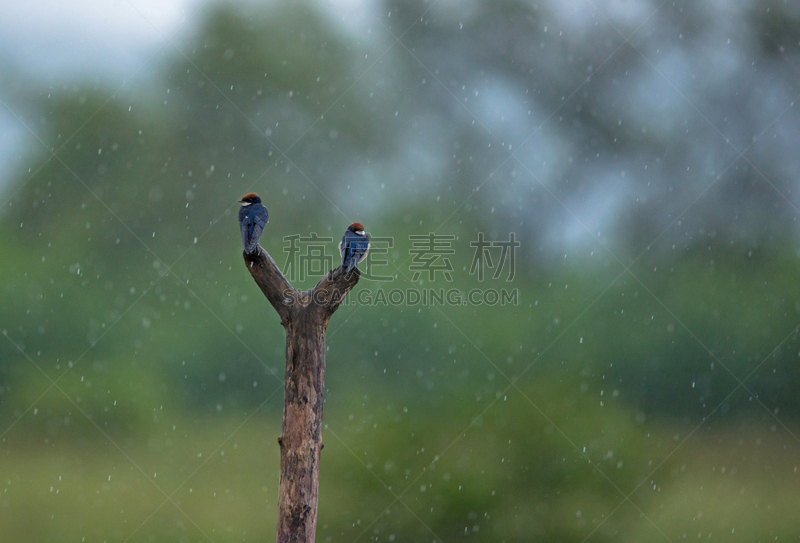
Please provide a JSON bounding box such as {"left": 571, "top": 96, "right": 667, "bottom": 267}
{"left": 238, "top": 193, "right": 269, "bottom": 254}
{"left": 339, "top": 222, "right": 370, "bottom": 273}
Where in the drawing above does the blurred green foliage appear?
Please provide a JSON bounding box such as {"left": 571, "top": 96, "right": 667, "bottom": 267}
{"left": 2, "top": 1, "right": 800, "bottom": 541}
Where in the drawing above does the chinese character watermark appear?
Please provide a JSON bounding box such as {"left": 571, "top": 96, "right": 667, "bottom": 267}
{"left": 360, "top": 236, "right": 394, "bottom": 282}
{"left": 469, "top": 232, "right": 519, "bottom": 281}
{"left": 278, "top": 230, "right": 520, "bottom": 285}
{"left": 408, "top": 233, "right": 456, "bottom": 282}
{"left": 283, "top": 233, "right": 334, "bottom": 282}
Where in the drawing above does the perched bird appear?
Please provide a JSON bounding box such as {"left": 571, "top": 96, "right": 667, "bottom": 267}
{"left": 339, "top": 222, "right": 370, "bottom": 273}
{"left": 238, "top": 193, "right": 269, "bottom": 254}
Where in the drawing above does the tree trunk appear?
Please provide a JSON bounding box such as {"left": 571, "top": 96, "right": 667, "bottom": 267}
{"left": 243, "top": 246, "right": 359, "bottom": 543}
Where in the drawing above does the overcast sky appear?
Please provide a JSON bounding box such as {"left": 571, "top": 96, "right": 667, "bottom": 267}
{"left": 0, "top": 0, "right": 382, "bottom": 186}
{"left": 3, "top": 0, "right": 798, "bottom": 250}
{"left": 0, "top": 0, "right": 197, "bottom": 184}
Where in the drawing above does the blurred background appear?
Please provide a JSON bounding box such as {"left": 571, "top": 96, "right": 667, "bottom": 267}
{"left": 2, "top": 0, "right": 800, "bottom": 541}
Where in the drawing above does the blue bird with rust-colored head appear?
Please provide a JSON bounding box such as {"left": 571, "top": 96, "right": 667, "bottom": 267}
{"left": 339, "top": 222, "right": 370, "bottom": 273}
{"left": 238, "top": 193, "right": 269, "bottom": 254}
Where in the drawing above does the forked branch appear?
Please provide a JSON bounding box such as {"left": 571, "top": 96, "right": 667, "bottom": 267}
{"left": 243, "top": 245, "right": 360, "bottom": 543}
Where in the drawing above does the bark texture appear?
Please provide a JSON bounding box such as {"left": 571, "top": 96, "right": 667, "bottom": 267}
{"left": 244, "top": 246, "right": 359, "bottom": 543}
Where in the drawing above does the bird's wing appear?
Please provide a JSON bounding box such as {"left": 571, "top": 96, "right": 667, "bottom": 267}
{"left": 343, "top": 235, "right": 370, "bottom": 272}
{"left": 240, "top": 211, "right": 252, "bottom": 249}
{"left": 342, "top": 232, "right": 359, "bottom": 271}
{"left": 240, "top": 207, "right": 267, "bottom": 253}
{"left": 339, "top": 235, "right": 348, "bottom": 269}
{"left": 353, "top": 239, "right": 369, "bottom": 263}
{"left": 255, "top": 208, "right": 268, "bottom": 229}
{"left": 249, "top": 221, "right": 265, "bottom": 250}
{"left": 357, "top": 241, "right": 371, "bottom": 263}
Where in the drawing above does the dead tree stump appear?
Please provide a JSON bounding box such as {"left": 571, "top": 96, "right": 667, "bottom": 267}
{"left": 243, "top": 246, "right": 360, "bottom": 543}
